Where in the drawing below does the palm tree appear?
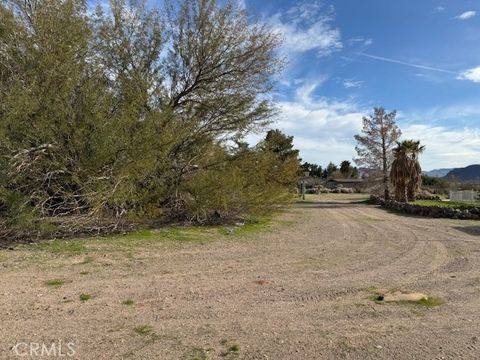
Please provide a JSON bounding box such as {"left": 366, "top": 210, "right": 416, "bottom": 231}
{"left": 390, "top": 143, "right": 411, "bottom": 202}
{"left": 407, "top": 140, "right": 425, "bottom": 201}
{"left": 390, "top": 140, "right": 425, "bottom": 202}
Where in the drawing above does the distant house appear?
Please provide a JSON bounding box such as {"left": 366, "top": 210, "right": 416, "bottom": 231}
{"left": 326, "top": 179, "right": 366, "bottom": 192}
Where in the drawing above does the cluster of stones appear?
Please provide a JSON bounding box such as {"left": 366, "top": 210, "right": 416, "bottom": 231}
{"left": 368, "top": 195, "right": 480, "bottom": 220}
{"left": 318, "top": 187, "right": 356, "bottom": 194}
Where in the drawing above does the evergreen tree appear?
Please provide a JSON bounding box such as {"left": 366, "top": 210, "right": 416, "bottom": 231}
{"left": 326, "top": 162, "right": 338, "bottom": 178}
{"left": 354, "top": 107, "right": 401, "bottom": 199}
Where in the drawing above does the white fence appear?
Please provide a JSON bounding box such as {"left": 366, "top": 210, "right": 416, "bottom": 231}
{"left": 449, "top": 190, "right": 478, "bottom": 202}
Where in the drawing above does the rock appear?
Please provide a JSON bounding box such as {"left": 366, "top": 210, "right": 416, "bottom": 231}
{"left": 382, "top": 291, "right": 428, "bottom": 302}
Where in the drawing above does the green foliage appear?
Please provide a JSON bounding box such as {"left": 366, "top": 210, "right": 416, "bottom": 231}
{"left": 421, "top": 175, "right": 449, "bottom": 194}
{"left": 0, "top": 0, "right": 294, "bottom": 237}
{"left": 301, "top": 162, "right": 323, "bottom": 177}
{"left": 34, "top": 240, "right": 86, "bottom": 255}
{"left": 326, "top": 162, "right": 338, "bottom": 178}
{"left": 182, "top": 347, "right": 211, "bottom": 360}
{"left": 221, "top": 344, "right": 240, "bottom": 358}
{"left": 391, "top": 140, "right": 425, "bottom": 202}
{"left": 412, "top": 200, "right": 480, "bottom": 210}
{"left": 354, "top": 107, "right": 402, "bottom": 199}
{"left": 338, "top": 160, "right": 358, "bottom": 179}
{"left": 45, "top": 279, "right": 65, "bottom": 288}
{"left": 79, "top": 293, "right": 92, "bottom": 301}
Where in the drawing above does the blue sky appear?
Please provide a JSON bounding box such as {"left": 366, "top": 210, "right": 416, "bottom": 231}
{"left": 241, "top": 0, "right": 480, "bottom": 170}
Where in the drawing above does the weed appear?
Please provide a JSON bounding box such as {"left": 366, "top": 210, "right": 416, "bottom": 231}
{"left": 218, "top": 216, "right": 273, "bottom": 236}
{"left": 34, "top": 240, "right": 86, "bottom": 255}
{"left": 45, "top": 279, "right": 64, "bottom": 288}
{"left": 221, "top": 344, "right": 240, "bottom": 358}
{"left": 183, "top": 347, "right": 211, "bottom": 360}
{"left": 133, "top": 325, "right": 154, "bottom": 336}
{"left": 79, "top": 293, "right": 92, "bottom": 302}
{"left": 122, "top": 299, "right": 135, "bottom": 305}
{"left": 133, "top": 325, "right": 160, "bottom": 344}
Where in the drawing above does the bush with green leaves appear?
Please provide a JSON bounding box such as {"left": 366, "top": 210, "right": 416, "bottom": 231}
{"left": 0, "top": 0, "right": 297, "bottom": 238}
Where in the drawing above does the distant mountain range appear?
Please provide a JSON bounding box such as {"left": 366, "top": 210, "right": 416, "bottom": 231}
{"left": 424, "top": 165, "right": 480, "bottom": 182}
{"left": 423, "top": 168, "right": 453, "bottom": 178}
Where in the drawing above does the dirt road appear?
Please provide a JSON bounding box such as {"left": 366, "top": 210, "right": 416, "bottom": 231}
{"left": 1, "top": 194, "right": 479, "bottom": 359}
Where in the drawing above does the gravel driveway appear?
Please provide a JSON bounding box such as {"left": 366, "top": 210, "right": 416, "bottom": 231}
{"left": 1, "top": 194, "right": 479, "bottom": 359}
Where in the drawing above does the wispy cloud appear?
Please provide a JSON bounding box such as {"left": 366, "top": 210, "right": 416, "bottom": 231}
{"left": 237, "top": 0, "right": 246, "bottom": 10}
{"left": 455, "top": 11, "right": 476, "bottom": 20}
{"left": 435, "top": 6, "right": 445, "bottom": 12}
{"left": 356, "top": 52, "right": 457, "bottom": 74}
{"left": 268, "top": 1, "right": 342, "bottom": 57}
{"left": 357, "top": 53, "right": 480, "bottom": 84}
{"left": 342, "top": 79, "right": 364, "bottom": 89}
{"left": 348, "top": 37, "right": 373, "bottom": 46}
{"left": 402, "top": 124, "right": 480, "bottom": 169}
{"left": 270, "top": 81, "right": 366, "bottom": 165}
{"left": 458, "top": 66, "right": 480, "bottom": 83}
{"left": 267, "top": 79, "right": 480, "bottom": 168}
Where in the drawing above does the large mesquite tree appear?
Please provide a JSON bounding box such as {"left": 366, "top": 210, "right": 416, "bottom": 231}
{"left": 0, "top": 0, "right": 291, "bottom": 236}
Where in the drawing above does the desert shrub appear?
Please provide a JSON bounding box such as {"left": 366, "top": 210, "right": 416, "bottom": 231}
{"left": 0, "top": 0, "right": 297, "bottom": 239}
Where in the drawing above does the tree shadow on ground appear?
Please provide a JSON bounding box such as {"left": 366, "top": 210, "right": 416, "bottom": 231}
{"left": 295, "top": 200, "right": 368, "bottom": 209}
{"left": 452, "top": 226, "right": 480, "bottom": 236}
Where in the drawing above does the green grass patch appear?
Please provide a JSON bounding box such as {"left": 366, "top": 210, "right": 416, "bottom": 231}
{"left": 92, "top": 227, "right": 215, "bottom": 248}
{"left": 369, "top": 294, "right": 446, "bottom": 307}
{"left": 79, "top": 293, "right": 92, "bottom": 302}
{"left": 33, "top": 239, "right": 86, "bottom": 255}
{"left": 45, "top": 279, "right": 65, "bottom": 288}
{"left": 182, "top": 347, "right": 212, "bottom": 360}
{"left": 122, "top": 299, "right": 135, "bottom": 305}
{"left": 218, "top": 215, "right": 274, "bottom": 236}
{"left": 396, "top": 297, "right": 446, "bottom": 307}
{"left": 14, "top": 210, "right": 288, "bottom": 256}
{"left": 221, "top": 344, "right": 240, "bottom": 357}
{"left": 79, "top": 271, "right": 89, "bottom": 275}
{"left": 133, "top": 325, "right": 154, "bottom": 336}
{"left": 412, "top": 200, "right": 480, "bottom": 210}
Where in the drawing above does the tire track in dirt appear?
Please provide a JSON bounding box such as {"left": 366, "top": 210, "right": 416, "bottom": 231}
{"left": 3, "top": 194, "right": 480, "bottom": 359}
{"left": 315, "top": 205, "right": 451, "bottom": 287}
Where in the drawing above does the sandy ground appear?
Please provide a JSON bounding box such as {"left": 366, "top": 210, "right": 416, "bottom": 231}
{"left": 1, "top": 194, "right": 480, "bottom": 359}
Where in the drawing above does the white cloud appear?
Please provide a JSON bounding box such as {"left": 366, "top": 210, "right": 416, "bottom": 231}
{"left": 268, "top": 1, "right": 342, "bottom": 57}
{"left": 268, "top": 87, "right": 480, "bottom": 169}
{"left": 458, "top": 66, "right": 480, "bottom": 82}
{"left": 455, "top": 11, "right": 476, "bottom": 20}
{"left": 357, "top": 52, "right": 456, "bottom": 74}
{"left": 342, "top": 79, "right": 364, "bottom": 89}
{"left": 348, "top": 37, "right": 373, "bottom": 46}
{"left": 435, "top": 6, "right": 445, "bottom": 12}
{"left": 402, "top": 103, "right": 480, "bottom": 123}
{"left": 269, "top": 82, "right": 366, "bottom": 165}
{"left": 402, "top": 125, "right": 480, "bottom": 170}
